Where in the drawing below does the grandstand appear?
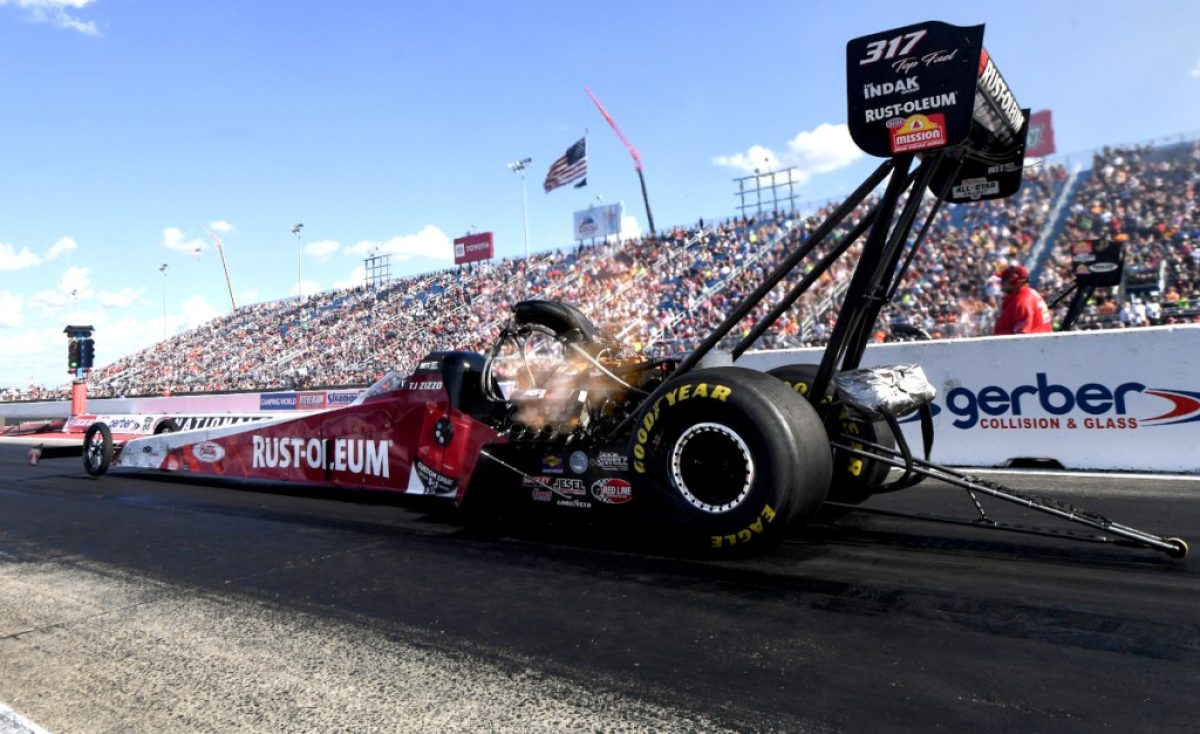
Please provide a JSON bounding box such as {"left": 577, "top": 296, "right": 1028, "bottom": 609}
{"left": 3, "top": 137, "right": 1197, "bottom": 402}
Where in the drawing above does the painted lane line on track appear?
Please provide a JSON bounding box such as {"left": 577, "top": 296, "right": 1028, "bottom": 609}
{"left": 0, "top": 703, "right": 50, "bottom": 734}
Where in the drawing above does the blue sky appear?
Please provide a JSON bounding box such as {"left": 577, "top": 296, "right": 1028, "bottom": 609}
{"left": 2, "top": 0, "right": 1198, "bottom": 388}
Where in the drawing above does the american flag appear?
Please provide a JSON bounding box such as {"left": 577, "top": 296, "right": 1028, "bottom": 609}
{"left": 543, "top": 137, "right": 587, "bottom": 193}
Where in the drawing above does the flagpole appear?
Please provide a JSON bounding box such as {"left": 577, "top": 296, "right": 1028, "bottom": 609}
{"left": 585, "top": 87, "right": 656, "bottom": 235}
{"left": 507, "top": 157, "right": 533, "bottom": 299}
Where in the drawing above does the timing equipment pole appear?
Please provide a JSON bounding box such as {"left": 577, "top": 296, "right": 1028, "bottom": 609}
{"left": 585, "top": 87, "right": 655, "bottom": 235}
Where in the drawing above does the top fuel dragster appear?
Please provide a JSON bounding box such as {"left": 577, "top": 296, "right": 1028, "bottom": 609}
{"left": 66, "top": 21, "right": 1187, "bottom": 559}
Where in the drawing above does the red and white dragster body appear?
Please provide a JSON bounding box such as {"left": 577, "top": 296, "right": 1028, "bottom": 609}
{"left": 106, "top": 361, "right": 501, "bottom": 503}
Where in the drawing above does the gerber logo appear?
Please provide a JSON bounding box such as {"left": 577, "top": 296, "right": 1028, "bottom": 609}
{"left": 929, "top": 373, "right": 1200, "bottom": 430}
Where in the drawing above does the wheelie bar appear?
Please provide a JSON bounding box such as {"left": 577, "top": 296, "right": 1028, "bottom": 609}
{"left": 826, "top": 437, "right": 1189, "bottom": 559}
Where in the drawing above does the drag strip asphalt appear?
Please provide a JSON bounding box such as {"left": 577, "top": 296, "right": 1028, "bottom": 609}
{"left": 1, "top": 445, "right": 1197, "bottom": 732}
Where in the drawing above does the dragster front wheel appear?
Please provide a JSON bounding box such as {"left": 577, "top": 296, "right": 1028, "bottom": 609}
{"left": 82, "top": 422, "right": 113, "bottom": 477}
{"left": 631, "top": 366, "right": 832, "bottom": 556}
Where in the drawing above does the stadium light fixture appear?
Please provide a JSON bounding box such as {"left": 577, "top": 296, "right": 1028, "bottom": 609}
{"left": 291, "top": 223, "right": 305, "bottom": 299}
{"left": 507, "top": 158, "right": 532, "bottom": 297}
{"left": 158, "top": 263, "right": 168, "bottom": 340}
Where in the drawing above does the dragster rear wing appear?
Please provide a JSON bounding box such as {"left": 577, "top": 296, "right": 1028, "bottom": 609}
{"left": 846, "top": 20, "right": 1030, "bottom": 204}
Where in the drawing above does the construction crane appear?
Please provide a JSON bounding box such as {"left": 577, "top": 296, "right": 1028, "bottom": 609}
{"left": 203, "top": 227, "right": 238, "bottom": 310}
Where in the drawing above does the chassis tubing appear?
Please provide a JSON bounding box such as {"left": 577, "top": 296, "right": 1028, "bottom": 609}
{"left": 827, "top": 437, "right": 1188, "bottom": 558}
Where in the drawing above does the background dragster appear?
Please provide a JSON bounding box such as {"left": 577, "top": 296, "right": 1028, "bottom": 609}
{"left": 69, "top": 20, "right": 1186, "bottom": 560}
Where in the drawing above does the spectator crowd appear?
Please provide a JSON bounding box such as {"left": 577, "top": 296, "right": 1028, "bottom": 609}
{"left": 4, "top": 138, "right": 1197, "bottom": 402}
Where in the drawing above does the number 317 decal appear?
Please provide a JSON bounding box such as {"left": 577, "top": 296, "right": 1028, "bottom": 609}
{"left": 858, "top": 30, "right": 927, "bottom": 65}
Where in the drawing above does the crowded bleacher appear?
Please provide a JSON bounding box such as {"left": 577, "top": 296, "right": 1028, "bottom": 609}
{"left": 4, "top": 137, "right": 1197, "bottom": 402}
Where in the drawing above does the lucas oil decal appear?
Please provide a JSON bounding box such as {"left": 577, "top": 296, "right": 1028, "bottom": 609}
{"left": 889, "top": 113, "right": 946, "bottom": 153}
{"left": 251, "top": 435, "right": 391, "bottom": 478}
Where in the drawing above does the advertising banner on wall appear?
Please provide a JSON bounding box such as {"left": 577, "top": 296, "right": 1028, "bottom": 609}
{"left": 573, "top": 202, "right": 623, "bottom": 241}
{"left": 743, "top": 325, "right": 1200, "bottom": 472}
{"left": 453, "top": 232, "right": 494, "bottom": 265}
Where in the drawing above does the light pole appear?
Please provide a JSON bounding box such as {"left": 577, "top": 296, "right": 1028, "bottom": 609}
{"left": 507, "top": 158, "right": 531, "bottom": 297}
{"left": 291, "top": 223, "right": 305, "bottom": 299}
{"left": 158, "top": 263, "right": 168, "bottom": 340}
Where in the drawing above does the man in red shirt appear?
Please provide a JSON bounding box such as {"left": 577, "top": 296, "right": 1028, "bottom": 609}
{"left": 993, "top": 264, "right": 1053, "bottom": 335}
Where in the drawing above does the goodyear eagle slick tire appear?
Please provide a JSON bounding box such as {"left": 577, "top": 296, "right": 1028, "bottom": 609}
{"left": 630, "top": 366, "right": 832, "bottom": 556}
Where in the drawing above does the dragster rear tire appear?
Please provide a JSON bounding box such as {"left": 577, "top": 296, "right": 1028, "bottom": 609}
{"left": 767, "top": 364, "right": 895, "bottom": 511}
{"left": 631, "top": 366, "right": 832, "bottom": 557}
{"left": 83, "top": 422, "right": 113, "bottom": 477}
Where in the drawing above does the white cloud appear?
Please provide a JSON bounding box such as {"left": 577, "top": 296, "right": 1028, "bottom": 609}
{"left": 0, "top": 291, "right": 23, "bottom": 328}
{"left": 305, "top": 239, "right": 340, "bottom": 259}
{"left": 0, "top": 242, "right": 42, "bottom": 271}
{"left": 162, "top": 227, "right": 207, "bottom": 256}
{"left": 207, "top": 220, "right": 235, "bottom": 234}
{"left": 0, "top": 0, "right": 99, "bottom": 35}
{"left": 46, "top": 236, "right": 78, "bottom": 261}
{"left": 30, "top": 266, "right": 93, "bottom": 314}
{"left": 293, "top": 279, "right": 322, "bottom": 298}
{"left": 345, "top": 225, "right": 453, "bottom": 261}
{"left": 180, "top": 294, "right": 218, "bottom": 330}
{"left": 1190, "top": 58, "right": 1200, "bottom": 77}
{"left": 620, "top": 215, "right": 642, "bottom": 240}
{"left": 714, "top": 122, "right": 863, "bottom": 186}
{"left": 60, "top": 265, "right": 93, "bottom": 296}
{"left": 97, "top": 286, "right": 145, "bottom": 309}
{"left": 333, "top": 266, "right": 366, "bottom": 290}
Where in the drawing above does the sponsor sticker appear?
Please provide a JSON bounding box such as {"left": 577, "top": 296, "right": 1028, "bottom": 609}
{"left": 591, "top": 478, "right": 633, "bottom": 505}
{"left": 414, "top": 460, "right": 457, "bottom": 495}
{"left": 595, "top": 451, "right": 629, "bottom": 472}
{"left": 862, "top": 76, "right": 919, "bottom": 99}
{"left": 568, "top": 451, "right": 589, "bottom": 474}
{"left": 541, "top": 454, "right": 564, "bottom": 474}
{"left": 173, "top": 415, "right": 268, "bottom": 431}
{"left": 865, "top": 92, "right": 956, "bottom": 123}
{"left": 889, "top": 113, "right": 946, "bottom": 153}
{"left": 951, "top": 177, "right": 1000, "bottom": 200}
{"left": 192, "top": 441, "right": 225, "bottom": 463}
